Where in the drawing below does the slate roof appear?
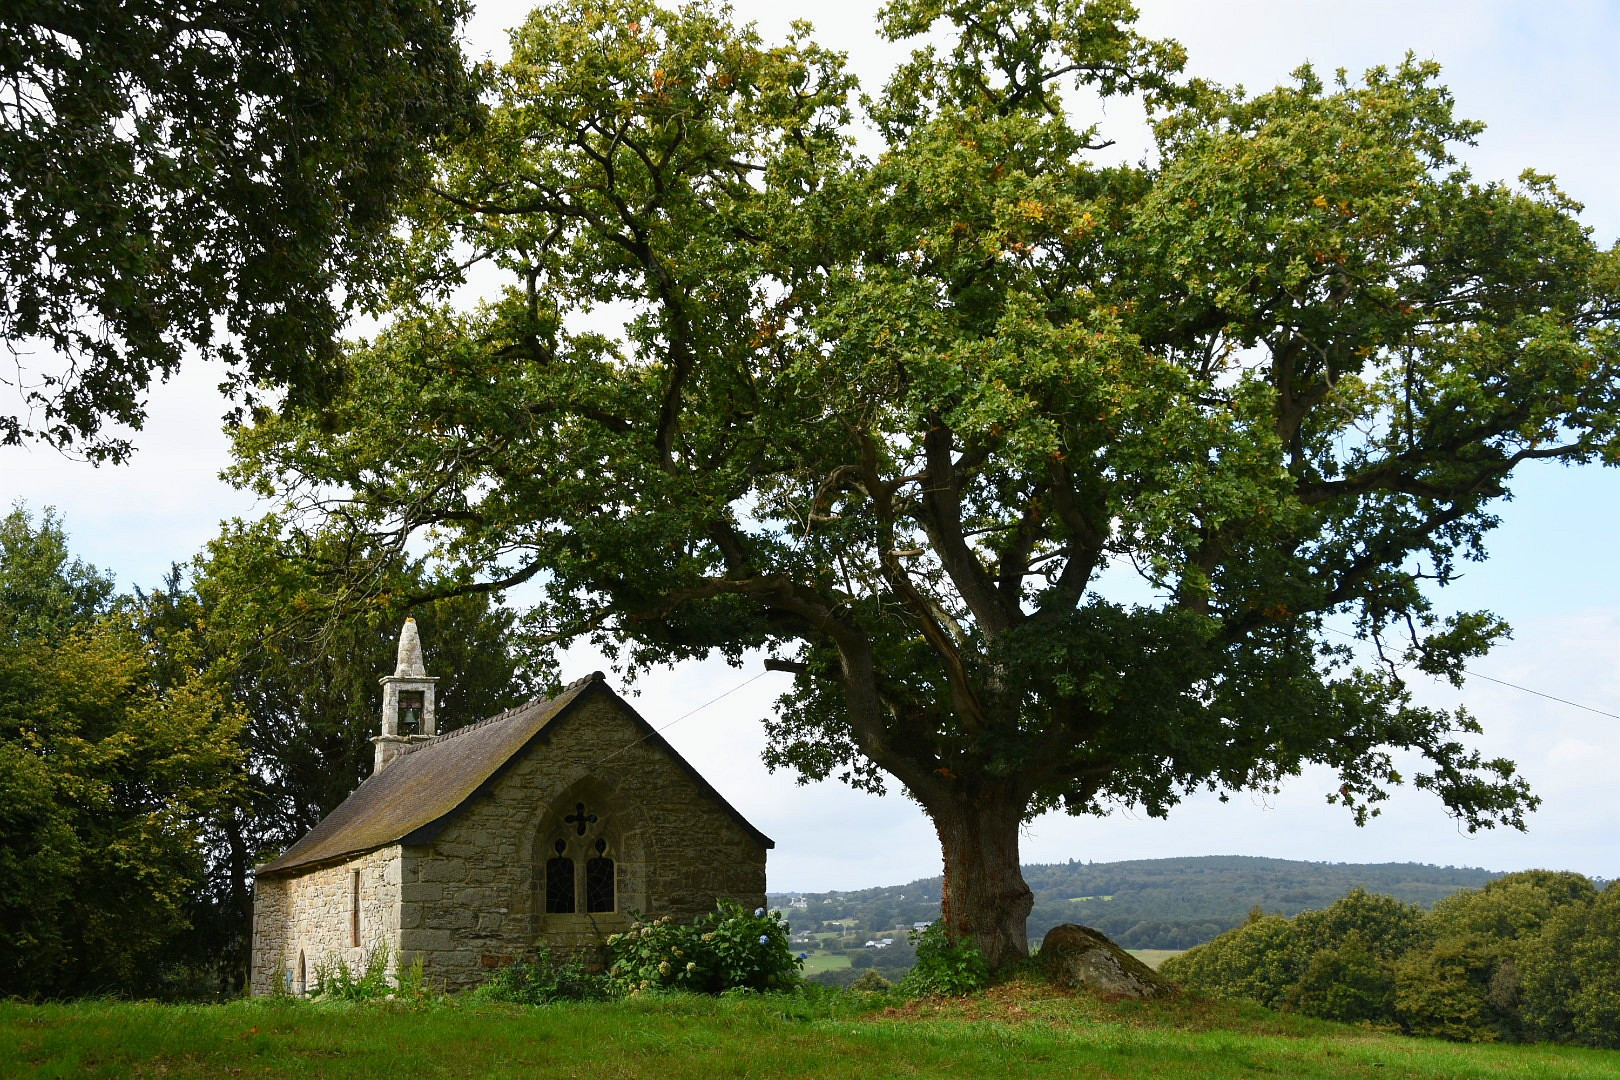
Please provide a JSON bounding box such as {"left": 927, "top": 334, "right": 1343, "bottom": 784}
{"left": 255, "top": 672, "right": 772, "bottom": 878}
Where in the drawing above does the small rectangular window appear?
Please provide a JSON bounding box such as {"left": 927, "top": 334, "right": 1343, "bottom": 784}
{"left": 350, "top": 870, "right": 361, "bottom": 946}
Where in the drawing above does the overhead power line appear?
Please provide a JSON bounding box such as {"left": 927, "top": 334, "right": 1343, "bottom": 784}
{"left": 1448, "top": 670, "right": 1618, "bottom": 720}
{"left": 1320, "top": 625, "right": 1618, "bottom": 720}
{"left": 594, "top": 668, "right": 772, "bottom": 766}
{"left": 593, "top": 621, "right": 1616, "bottom": 772}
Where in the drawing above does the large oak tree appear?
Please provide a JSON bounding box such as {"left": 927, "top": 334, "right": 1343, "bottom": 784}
{"left": 232, "top": 0, "right": 1619, "bottom": 968}
{"left": 1, "top": 0, "right": 481, "bottom": 461}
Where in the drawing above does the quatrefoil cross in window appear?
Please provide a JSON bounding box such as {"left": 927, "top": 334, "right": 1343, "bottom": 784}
{"left": 565, "top": 802, "right": 599, "bottom": 836}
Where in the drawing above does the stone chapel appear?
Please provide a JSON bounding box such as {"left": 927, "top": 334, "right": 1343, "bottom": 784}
{"left": 249, "top": 618, "right": 772, "bottom": 995}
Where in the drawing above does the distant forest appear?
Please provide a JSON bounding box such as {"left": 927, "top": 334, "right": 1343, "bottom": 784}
{"left": 770, "top": 856, "right": 1522, "bottom": 950}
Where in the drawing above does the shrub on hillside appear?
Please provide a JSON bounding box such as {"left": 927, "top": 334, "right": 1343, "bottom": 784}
{"left": 1161, "top": 873, "right": 1615, "bottom": 1047}
{"left": 1393, "top": 932, "right": 1507, "bottom": 1041}
{"left": 897, "top": 922, "right": 988, "bottom": 997}
{"left": 1395, "top": 870, "right": 1596, "bottom": 1042}
{"left": 1282, "top": 931, "right": 1398, "bottom": 1025}
{"left": 1159, "top": 910, "right": 1310, "bottom": 1010}
{"left": 848, "top": 970, "right": 894, "bottom": 993}
{"left": 606, "top": 902, "right": 800, "bottom": 995}
{"left": 1291, "top": 889, "right": 1427, "bottom": 960}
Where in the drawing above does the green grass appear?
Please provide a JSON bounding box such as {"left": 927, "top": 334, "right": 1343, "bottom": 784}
{"left": 3, "top": 984, "right": 1616, "bottom": 1079}
{"left": 800, "top": 952, "right": 852, "bottom": 975}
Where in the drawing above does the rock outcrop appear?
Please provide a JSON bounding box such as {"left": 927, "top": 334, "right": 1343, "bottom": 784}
{"left": 1039, "top": 924, "right": 1175, "bottom": 999}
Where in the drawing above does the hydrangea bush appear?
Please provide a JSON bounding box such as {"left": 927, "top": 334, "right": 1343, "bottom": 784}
{"left": 607, "top": 901, "right": 801, "bottom": 995}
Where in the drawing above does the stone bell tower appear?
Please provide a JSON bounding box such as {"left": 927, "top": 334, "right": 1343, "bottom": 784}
{"left": 372, "top": 617, "right": 440, "bottom": 773}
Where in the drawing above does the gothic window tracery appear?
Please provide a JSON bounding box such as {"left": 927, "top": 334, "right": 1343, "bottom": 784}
{"left": 543, "top": 799, "right": 616, "bottom": 915}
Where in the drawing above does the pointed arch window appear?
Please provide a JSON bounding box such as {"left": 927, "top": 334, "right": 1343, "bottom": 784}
{"left": 544, "top": 800, "right": 617, "bottom": 914}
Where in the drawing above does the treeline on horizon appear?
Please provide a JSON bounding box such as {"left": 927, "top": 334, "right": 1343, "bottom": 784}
{"left": 769, "top": 856, "right": 1539, "bottom": 950}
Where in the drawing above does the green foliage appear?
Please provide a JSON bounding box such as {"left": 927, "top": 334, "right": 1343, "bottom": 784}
{"left": 1393, "top": 933, "right": 1505, "bottom": 1042}
{"left": 1160, "top": 913, "right": 1309, "bottom": 1011}
{"left": 1291, "top": 889, "right": 1427, "bottom": 961}
{"left": 1394, "top": 870, "right": 1596, "bottom": 1042}
{"left": 1282, "top": 933, "right": 1396, "bottom": 1025}
{"left": 1165, "top": 872, "right": 1617, "bottom": 1048}
{"left": 1159, "top": 888, "right": 1424, "bottom": 1013}
{"left": 1, "top": 0, "right": 482, "bottom": 461}
{"left": 606, "top": 903, "right": 801, "bottom": 995}
{"left": 0, "top": 507, "right": 115, "bottom": 643}
{"left": 0, "top": 507, "right": 245, "bottom": 998}
{"left": 311, "top": 948, "right": 396, "bottom": 1003}
{"left": 307, "top": 943, "right": 437, "bottom": 1004}
{"left": 898, "top": 922, "right": 990, "bottom": 997}
{"left": 847, "top": 970, "right": 895, "bottom": 993}
{"left": 473, "top": 952, "right": 608, "bottom": 1005}
{"left": 233, "top": 0, "right": 1618, "bottom": 969}
{"left": 1520, "top": 882, "right": 1620, "bottom": 1048}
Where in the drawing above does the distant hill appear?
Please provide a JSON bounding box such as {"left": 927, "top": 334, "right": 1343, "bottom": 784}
{"left": 770, "top": 856, "right": 1506, "bottom": 950}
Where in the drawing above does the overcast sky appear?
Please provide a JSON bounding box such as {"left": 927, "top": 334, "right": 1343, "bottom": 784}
{"left": 3, "top": 1, "right": 1616, "bottom": 892}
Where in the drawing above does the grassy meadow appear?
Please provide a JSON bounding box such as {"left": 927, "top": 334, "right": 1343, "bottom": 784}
{"left": 5, "top": 981, "right": 1618, "bottom": 1080}
{"left": 1128, "top": 949, "right": 1184, "bottom": 969}
{"left": 800, "top": 952, "right": 852, "bottom": 975}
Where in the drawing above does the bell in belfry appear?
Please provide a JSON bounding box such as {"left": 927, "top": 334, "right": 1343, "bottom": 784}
{"left": 372, "top": 617, "right": 440, "bottom": 772}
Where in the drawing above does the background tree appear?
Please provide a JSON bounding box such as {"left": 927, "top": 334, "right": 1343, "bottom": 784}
{"left": 1393, "top": 869, "right": 1597, "bottom": 1042}
{"left": 0, "top": 506, "right": 243, "bottom": 998}
{"left": 1519, "top": 881, "right": 1620, "bottom": 1049}
{"left": 1, "top": 0, "right": 482, "bottom": 461}
{"left": 231, "top": 0, "right": 1620, "bottom": 969}
{"left": 1162, "top": 871, "right": 1609, "bottom": 1045}
{"left": 0, "top": 504, "right": 114, "bottom": 640}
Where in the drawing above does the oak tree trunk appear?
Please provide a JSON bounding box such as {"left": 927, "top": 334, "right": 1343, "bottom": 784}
{"left": 932, "top": 785, "right": 1034, "bottom": 972}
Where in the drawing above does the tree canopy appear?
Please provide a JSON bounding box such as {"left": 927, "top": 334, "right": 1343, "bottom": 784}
{"left": 0, "top": 507, "right": 244, "bottom": 998}
{"left": 0, "top": 504, "right": 536, "bottom": 995}
{"left": 231, "top": 0, "right": 1620, "bottom": 968}
{"left": 1, "top": 0, "right": 482, "bottom": 461}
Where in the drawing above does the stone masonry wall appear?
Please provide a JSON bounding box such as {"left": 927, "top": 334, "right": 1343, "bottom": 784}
{"left": 398, "top": 693, "right": 768, "bottom": 989}
{"left": 250, "top": 846, "right": 402, "bottom": 996}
